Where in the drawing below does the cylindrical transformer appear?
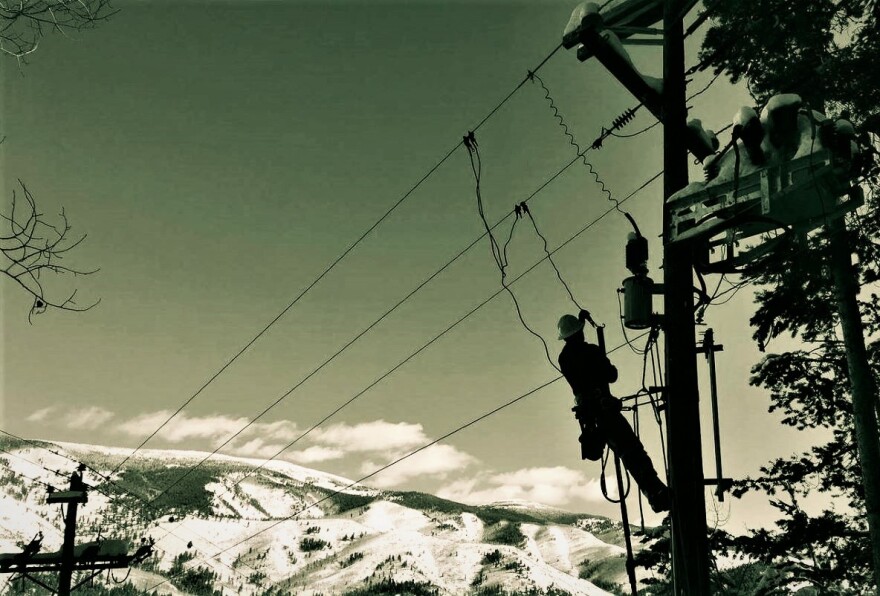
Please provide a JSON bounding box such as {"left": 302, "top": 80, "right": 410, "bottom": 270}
{"left": 623, "top": 275, "right": 654, "bottom": 329}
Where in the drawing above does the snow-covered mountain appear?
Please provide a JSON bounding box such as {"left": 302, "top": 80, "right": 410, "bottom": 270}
{"left": 0, "top": 437, "right": 654, "bottom": 595}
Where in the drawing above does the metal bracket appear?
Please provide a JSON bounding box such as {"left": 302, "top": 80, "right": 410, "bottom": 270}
{"left": 667, "top": 150, "right": 863, "bottom": 273}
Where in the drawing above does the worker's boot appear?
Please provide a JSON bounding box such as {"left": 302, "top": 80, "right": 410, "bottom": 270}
{"left": 646, "top": 484, "right": 670, "bottom": 513}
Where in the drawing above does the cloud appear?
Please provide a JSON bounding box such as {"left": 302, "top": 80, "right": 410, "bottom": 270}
{"left": 312, "top": 420, "right": 427, "bottom": 453}
{"left": 254, "top": 420, "right": 299, "bottom": 443}
{"left": 286, "top": 446, "right": 345, "bottom": 464}
{"left": 227, "top": 437, "right": 287, "bottom": 460}
{"left": 26, "top": 406, "right": 56, "bottom": 422}
{"left": 437, "top": 466, "right": 606, "bottom": 507}
{"left": 117, "top": 411, "right": 252, "bottom": 445}
{"left": 66, "top": 406, "right": 115, "bottom": 430}
{"left": 361, "top": 444, "right": 477, "bottom": 488}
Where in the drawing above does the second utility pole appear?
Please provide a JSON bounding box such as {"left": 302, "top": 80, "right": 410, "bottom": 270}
{"left": 662, "top": 0, "right": 712, "bottom": 593}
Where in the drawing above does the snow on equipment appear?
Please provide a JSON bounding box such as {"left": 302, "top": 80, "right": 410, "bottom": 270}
{"left": 563, "top": 0, "right": 714, "bottom": 163}
{"left": 667, "top": 94, "right": 866, "bottom": 272}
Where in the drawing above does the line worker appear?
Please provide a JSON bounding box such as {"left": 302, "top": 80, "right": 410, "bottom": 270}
{"left": 558, "top": 311, "right": 670, "bottom": 512}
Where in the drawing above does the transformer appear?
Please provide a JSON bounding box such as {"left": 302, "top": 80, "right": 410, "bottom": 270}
{"left": 623, "top": 275, "right": 654, "bottom": 329}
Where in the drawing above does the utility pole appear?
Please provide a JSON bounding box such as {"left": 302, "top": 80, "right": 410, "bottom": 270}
{"left": 0, "top": 466, "right": 154, "bottom": 594}
{"left": 661, "top": 0, "right": 712, "bottom": 592}
{"left": 563, "top": 1, "right": 713, "bottom": 590}
{"left": 57, "top": 469, "right": 86, "bottom": 596}
{"left": 828, "top": 217, "right": 880, "bottom": 592}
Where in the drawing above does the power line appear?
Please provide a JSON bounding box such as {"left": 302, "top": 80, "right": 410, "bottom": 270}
{"left": 152, "top": 170, "right": 663, "bottom": 522}
{"left": 142, "top": 101, "right": 663, "bottom": 506}
{"left": 0, "top": 449, "right": 65, "bottom": 498}
{"left": 110, "top": 41, "right": 565, "bottom": 476}
{"left": 145, "top": 332, "right": 645, "bottom": 593}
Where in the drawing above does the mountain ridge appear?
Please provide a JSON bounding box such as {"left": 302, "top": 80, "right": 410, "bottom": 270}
{"left": 0, "top": 437, "right": 646, "bottom": 595}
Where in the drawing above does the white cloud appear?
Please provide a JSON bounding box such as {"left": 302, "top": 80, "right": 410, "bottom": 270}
{"left": 228, "top": 437, "right": 287, "bottom": 460}
{"left": 26, "top": 406, "right": 56, "bottom": 422}
{"left": 116, "top": 411, "right": 251, "bottom": 444}
{"left": 312, "top": 420, "right": 427, "bottom": 453}
{"left": 437, "top": 466, "right": 607, "bottom": 507}
{"left": 361, "top": 444, "right": 477, "bottom": 488}
{"left": 286, "top": 446, "right": 345, "bottom": 464}
{"left": 66, "top": 406, "right": 115, "bottom": 430}
{"left": 255, "top": 420, "right": 299, "bottom": 443}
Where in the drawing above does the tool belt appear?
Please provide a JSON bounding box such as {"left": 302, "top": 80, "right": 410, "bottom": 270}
{"left": 571, "top": 389, "right": 621, "bottom": 461}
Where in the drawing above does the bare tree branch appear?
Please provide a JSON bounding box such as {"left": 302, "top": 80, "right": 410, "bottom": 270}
{"left": 1, "top": 179, "right": 99, "bottom": 321}
{"left": 0, "top": 0, "right": 116, "bottom": 65}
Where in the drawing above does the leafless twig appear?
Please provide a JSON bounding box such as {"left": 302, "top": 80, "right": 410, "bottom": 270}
{"left": 0, "top": 0, "right": 117, "bottom": 65}
{"left": 1, "top": 179, "right": 99, "bottom": 321}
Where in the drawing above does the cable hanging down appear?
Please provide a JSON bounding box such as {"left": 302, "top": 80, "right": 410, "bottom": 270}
{"left": 464, "top": 132, "right": 560, "bottom": 372}
{"left": 529, "top": 72, "right": 645, "bottom": 236}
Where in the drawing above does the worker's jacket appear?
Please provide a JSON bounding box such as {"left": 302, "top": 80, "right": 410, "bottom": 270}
{"left": 558, "top": 340, "right": 618, "bottom": 408}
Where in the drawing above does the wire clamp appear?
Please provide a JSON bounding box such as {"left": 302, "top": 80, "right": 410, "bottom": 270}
{"left": 463, "top": 131, "right": 477, "bottom": 152}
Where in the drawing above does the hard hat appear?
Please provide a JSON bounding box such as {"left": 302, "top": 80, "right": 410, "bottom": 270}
{"left": 557, "top": 314, "right": 584, "bottom": 340}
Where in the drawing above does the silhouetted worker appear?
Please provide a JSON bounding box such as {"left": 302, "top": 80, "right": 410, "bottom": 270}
{"left": 557, "top": 311, "right": 670, "bottom": 513}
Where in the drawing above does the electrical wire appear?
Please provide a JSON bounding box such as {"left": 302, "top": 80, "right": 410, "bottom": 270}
{"left": 466, "top": 140, "right": 560, "bottom": 372}
{"left": 529, "top": 72, "right": 635, "bottom": 219}
{"left": 610, "top": 121, "right": 659, "bottom": 139}
{"left": 110, "top": 41, "right": 566, "bottom": 477}
{"left": 523, "top": 206, "right": 582, "bottom": 312}
{"left": 154, "top": 168, "right": 664, "bottom": 532}
{"left": 686, "top": 70, "right": 723, "bottom": 103}
{"left": 145, "top": 111, "right": 664, "bottom": 509}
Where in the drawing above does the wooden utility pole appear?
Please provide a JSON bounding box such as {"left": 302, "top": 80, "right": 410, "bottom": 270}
{"left": 56, "top": 471, "right": 86, "bottom": 596}
{"left": 828, "top": 217, "right": 880, "bottom": 592}
{"left": 661, "top": 0, "right": 712, "bottom": 593}
{"left": 0, "top": 467, "right": 153, "bottom": 594}
{"left": 562, "top": 0, "right": 713, "bottom": 590}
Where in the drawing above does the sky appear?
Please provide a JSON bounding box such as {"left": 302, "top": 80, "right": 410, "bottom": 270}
{"left": 0, "top": 0, "right": 835, "bottom": 533}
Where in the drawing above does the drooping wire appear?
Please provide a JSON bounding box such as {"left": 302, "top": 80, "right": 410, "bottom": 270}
{"left": 611, "top": 121, "right": 659, "bottom": 139}
{"left": 648, "top": 334, "right": 669, "bottom": 479}
{"left": 146, "top": 335, "right": 647, "bottom": 594}
{"left": 465, "top": 132, "right": 506, "bottom": 274}
{"left": 633, "top": 405, "right": 646, "bottom": 531}
{"left": 465, "top": 136, "right": 560, "bottom": 372}
{"left": 110, "top": 41, "right": 567, "bottom": 477}
{"left": 522, "top": 204, "right": 582, "bottom": 312}
{"left": 686, "top": 70, "right": 724, "bottom": 103}
{"left": 529, "top": 71, "right": 638, "bottom": 220}
{"left": 599, "top": 444, "right": 632, "bottom": 504}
